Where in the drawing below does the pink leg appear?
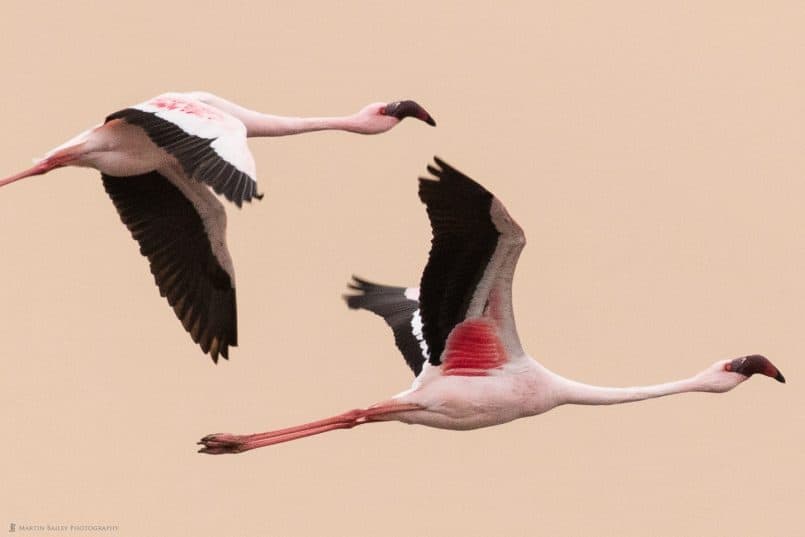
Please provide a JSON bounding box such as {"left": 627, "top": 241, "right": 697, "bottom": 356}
{"left": 0, "top": 145, "right": 84, "bottom": 188}
{"left": 0, "top": 161, "right": 55, "bottom": 188}
{"left": 198, "top": 402, "right": 422, "bottom": 454}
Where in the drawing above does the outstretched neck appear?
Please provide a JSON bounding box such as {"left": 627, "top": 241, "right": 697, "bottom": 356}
{"left": 189, "top": 92, "right": 366, "bottom": 137}
{"left": 555, "top": 375, "right": 707, "bottom": 406}
{"left": 245, "top": 113, "right": 363, "bottom": 137}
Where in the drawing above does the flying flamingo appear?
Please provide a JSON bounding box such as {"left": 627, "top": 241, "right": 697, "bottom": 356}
{"left": 198, "top": 157, "right": 785, "bottom": 454}
{"left": 0, "top": 92, "right": 436, "bottom": 361}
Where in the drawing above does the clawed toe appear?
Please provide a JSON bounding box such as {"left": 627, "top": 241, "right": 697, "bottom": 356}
{"left": 197, "top": 433, "right": 245, "bottom": 455}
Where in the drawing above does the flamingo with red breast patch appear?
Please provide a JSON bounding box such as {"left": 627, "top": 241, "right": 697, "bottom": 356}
{"left": 199, "top": 157, "right": 784, "bottom": 454}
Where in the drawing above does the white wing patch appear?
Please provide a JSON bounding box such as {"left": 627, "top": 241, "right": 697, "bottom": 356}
{"left": 404, "top": 286, "right": 428, "bottom": 359}
{"left": 410, "top": 309, "right": 430, "bottom": 360}
{"left": 404, "top": 286, "right": 420, "bottom": 301}
{"left": 134, "top": 93, "right": 256, "bottom": 179}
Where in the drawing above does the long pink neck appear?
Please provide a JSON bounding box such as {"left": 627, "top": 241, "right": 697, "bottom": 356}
{"left": 556, "top": 375, "right": 706, "bottom": 406}
{"left": 243, "top": 113, "right": 363, "bottom": 136}
{"left": 189, "top": 92, "right": 370, "bottom": 136}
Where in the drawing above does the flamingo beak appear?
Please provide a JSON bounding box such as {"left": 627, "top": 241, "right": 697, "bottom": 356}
{"left": 382, "top": 100, "right": 436, "bottom": 126}
{"left": 726, "top": 354, "right": 786, "bottom": 383}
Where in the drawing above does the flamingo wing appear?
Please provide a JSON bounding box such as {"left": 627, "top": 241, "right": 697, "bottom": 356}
{"left": 344, "top": 277, "right": 427, "bottom": 375}
{"left": 105, "top": 93, "right": 261, "bottom": 207}
{"left": 102, "top": 169, "right": 237, "bottom": 362}
{"left": 418, "top": 158, "right": 527, "bottom": 374}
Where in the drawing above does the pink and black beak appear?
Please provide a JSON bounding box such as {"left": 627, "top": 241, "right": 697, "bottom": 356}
{"left": 726, "top": 354, "right": 785, "bottom": 383}
{"left": 382, "top": 100, "right": 436, "bottom": 126}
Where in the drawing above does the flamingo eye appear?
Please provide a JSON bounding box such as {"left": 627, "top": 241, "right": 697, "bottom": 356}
{"left": 724, "top": 363, "right": 732, "bottom": 372}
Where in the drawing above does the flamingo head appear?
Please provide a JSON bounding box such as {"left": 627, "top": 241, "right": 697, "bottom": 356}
{"left": 699, "top": 354, "right": 785, "bottom": 392}
{"left": 353, "top": 100, "right": 436, "bottom": 134}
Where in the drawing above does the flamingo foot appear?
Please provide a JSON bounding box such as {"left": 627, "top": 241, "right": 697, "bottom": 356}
{"left": 197, "top": 433, "right": 250, "bottom": 454}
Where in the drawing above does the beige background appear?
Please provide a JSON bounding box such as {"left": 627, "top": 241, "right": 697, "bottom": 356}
{"left": 1, "top": 2, "right": 802, "bottom": 536}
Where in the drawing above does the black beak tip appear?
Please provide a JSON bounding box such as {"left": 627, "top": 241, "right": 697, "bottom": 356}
{"left": 386, "top": 99, "right": 436, "bottom": 126}
{"left": 774, "top": 370, "right": 786, "bottom": 383}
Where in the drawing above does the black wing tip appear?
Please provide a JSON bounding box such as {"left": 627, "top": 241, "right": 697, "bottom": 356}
{"left": 342, "top": 275, "right": 411, "bottom": 310}
{"left": 184, "top": 290, "right": 236, "bottom": 363}
{"left": 236, "top": 187, "right": 265, "bottom": 203}
{"left": 344, "top": 275, "right": 406, "bottom": 294}
{"left": 419, "top": 161, "right": 443, "bottom": 185}
{"left": 221, "top": 187, "right": 263, "bottom": 207}
{"left": 343, "top": 294, "right": 363, "bottom": 310}
{"left": 418, "top": 157, "right": 492, "bottom": 205}
{"left": 427, "top": 156, "right": 456, "bottom": 178}
{"left": 417, "top": 156, "right": 449, "bottom": 183}
{"left": 419, "top": 157, "right": 455, "bottom": 189}
{"left": 343, "top": 275, "right": 372, "bottom": 309}
{"left": 208, "top": 342, "right": 234, "bottom": 364}
{"left": 347, "top": 274, "right": 374, "bottom": 289}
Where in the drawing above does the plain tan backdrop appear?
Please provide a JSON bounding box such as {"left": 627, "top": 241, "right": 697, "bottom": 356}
{"left": 1, "top": 2, "right": 802, "bottom": 536}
